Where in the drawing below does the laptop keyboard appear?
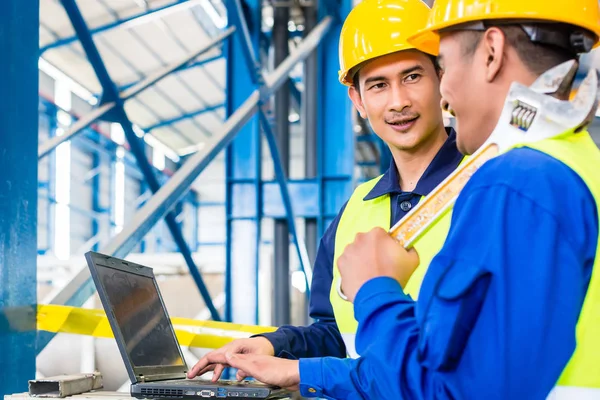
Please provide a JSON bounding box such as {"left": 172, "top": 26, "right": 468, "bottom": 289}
{"left": 158, "top": 379, "right": 267, "bottom": 387}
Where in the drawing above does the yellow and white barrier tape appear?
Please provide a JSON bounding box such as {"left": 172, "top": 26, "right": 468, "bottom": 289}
{"left": 37, "top": 304, "right": 276, "bottom": 349}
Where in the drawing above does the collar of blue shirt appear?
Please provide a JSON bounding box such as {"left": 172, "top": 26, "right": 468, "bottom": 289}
{"left": 363, "top": 127, "right": 462, "bottom": 200}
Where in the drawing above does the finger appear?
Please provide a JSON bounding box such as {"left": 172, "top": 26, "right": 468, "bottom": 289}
{"left": 212, "top": 364, "right": 226, "bottom": 382}
{"left": 354, "top": 231, "right": 369, "bottom": 244}
{"left": 195, "top": 363, "right": 216, "bottom": 377}
{"left": 189, "top": 351, "right": 231, "bottom": 378}
{"left": 236, "top": 370, "right": 248, "bottom": 381}
{"left": 188, "top": 357, "right": 211, "bottom": 378}
{"left": 228, "top": 341, "right": 247, "bottom": 353}
{"left": 372, "top": 226, "right": 387, "bottom": 235}
{"left": 225, "top": 353, "right": 253, "bottom": 374}
{"left": 338, "top": 250, "right": 351, "bottom": 272}
{"left": 407, "top": 246, "right": 420, "bottom": 261}
{"left": 206, "top": 352, "right": 229, "bottom": 365}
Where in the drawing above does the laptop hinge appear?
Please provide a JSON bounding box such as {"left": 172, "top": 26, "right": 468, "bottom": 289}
{"left": 137, "top": 372, "right": 187, "bottom": 383}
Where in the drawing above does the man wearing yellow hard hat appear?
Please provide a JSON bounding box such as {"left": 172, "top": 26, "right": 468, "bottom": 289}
{"left": 187, "top": 0, "right": 464, "bottom": 386}
{"left": 197, "top": 0, "right": 600, "bottom": 399}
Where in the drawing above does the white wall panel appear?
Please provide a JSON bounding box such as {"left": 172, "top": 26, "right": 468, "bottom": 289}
{"left": 70, "top": 145, "right": 93, "bottom": 255}
{"left": 38, "top": 108, "right": 53, "bottom": 253}
{"left": 96, "top": 159, "right": 113, "bottom": 248}
{"left": 39, "top": 70, "right": 55, "bottom": 99}
{"left": 71, "top": 93, "right": 92, "bottom": 116}
{"left": 124, "top": 166, "right": 142, "bottom": 253}
{"left": 183, "top": 201, "right": 198, "bottom": 250}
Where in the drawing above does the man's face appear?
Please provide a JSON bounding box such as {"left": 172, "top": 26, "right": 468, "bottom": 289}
{"left": 437, "top": 31, "right": 504, "bottom": 155}
{"left": 349, "top": 50, "right": 444, "bottom": 153}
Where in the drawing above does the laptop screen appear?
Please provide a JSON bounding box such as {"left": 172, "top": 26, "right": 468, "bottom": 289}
{"left": 96, "top": 263, "right": 185, "bottom": 368}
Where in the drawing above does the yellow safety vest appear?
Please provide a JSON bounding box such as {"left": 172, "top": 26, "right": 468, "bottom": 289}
{"left": 330, "top": 176, "right": 455, "bottom": 358}
{"left": 330, "top": 129, "right": 600, "bottom": 396}
{"left": 514, "top": 131, "right": 600, "bottom": 398}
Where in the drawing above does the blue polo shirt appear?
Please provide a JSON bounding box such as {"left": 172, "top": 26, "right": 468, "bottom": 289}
{"left": 260, "top": 127, "right": 463, "bottom": 359}
{"left": 297, "top": 146, "right": 598, "bottom": 399}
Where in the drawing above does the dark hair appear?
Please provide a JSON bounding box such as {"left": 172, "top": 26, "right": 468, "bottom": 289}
{"left": 353, "top": 53, "right": 441, "bottom": 93}
{"left": 457, "top": 24, "right": 578, "bottom": 77}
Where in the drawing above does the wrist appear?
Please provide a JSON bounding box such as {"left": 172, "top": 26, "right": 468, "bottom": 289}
{"left": 253, "top": 336, "right": 275, "bottom": 356}
{"left": 354, "top": 277, "right": 408, "bottom": 322}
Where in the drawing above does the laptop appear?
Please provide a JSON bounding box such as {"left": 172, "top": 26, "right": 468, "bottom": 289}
{"left": 85, "top": 251, "right": 288, "bottom": 399}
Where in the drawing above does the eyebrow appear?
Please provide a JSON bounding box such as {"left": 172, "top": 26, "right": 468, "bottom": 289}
{"left": 400, "top": 65, "right": 425, "bottom": 76}
{"left": 363, "top": 65, "right": 426, "bottom": 85}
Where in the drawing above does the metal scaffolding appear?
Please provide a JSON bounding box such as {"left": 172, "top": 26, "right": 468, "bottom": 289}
{"left": 223, "top": 0, "right": 355, "bottom": 324}
{"left": 7, "top": 0, "right": 600, "bottom": 392}
{"left": 31, "top": 0, "right": 353, "bottom": 347}
{"left": 1, "top": 0, "right": 358, "bottom": 390}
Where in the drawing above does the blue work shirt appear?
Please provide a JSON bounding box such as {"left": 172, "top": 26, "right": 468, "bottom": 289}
{"left": 298, "top": 147, "right": 598, "bottom": 399}
{"left": 260, "top": 128, "right": 463, "bottom": 359}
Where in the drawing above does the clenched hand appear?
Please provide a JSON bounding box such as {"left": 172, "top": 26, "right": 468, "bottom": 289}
{"left": 338, "top": 227, "right": 420, "bottom": 302}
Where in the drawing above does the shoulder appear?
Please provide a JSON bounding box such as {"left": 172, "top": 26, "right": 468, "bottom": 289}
{"left": 450, "top": 147, "right": 598, "bottom": 269}
{"left": 460, "top": 147, "right": 598, "bottom": 259}
{"left": 320, "top": 200, "right": 349, "bottom": 245}
{"left": 353, "top": 175, "right": 385, "bottom": 197}
{"left": 465, "top": 147, "right": 593, "bottom": 215}
{"left": 323, "top": 175, "right": 385, "bottom": 240}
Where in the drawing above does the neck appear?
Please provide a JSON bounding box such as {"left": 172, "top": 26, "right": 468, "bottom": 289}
{"left": 390, "top": 124, "right": 448, "bottom": 192}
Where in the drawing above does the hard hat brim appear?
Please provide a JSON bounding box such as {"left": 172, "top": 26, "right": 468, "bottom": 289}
{"left": 408, "top": 14, "right": 600, "bottom": 54}
{"left": 407, "top": 29, "right": 441, "bottom": 56}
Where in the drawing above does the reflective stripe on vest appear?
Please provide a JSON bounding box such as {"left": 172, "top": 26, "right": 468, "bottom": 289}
{"left": 514, "top": 131, "right": 600, "bottom": 390}
{"left": 330, "top": 175, "right": 455, "bottom": 358}
{"left": 547, "top": 386, "right": 600, "bottom": 400}
{"left": 341, "top": 333, "right": 359, "bottom": 359}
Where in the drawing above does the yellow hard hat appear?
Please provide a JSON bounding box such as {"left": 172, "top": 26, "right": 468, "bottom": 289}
{"left": 407, "top": 0, "right": 600, "bottom": 56}
{"left": 338, "top": 0, "right": 435, "bottom": 86}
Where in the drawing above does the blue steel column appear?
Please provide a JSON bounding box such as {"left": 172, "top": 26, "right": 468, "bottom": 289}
{"left": 272, "top": 4, "right": 291, "bottom": 326}
{"left": 303, "top": 3, "right": 318, "bottom": 266}
{"left": 317, "top": 1, "right": 354, "bottom": 236}
{"left": 0, "top": 0, "right": 38, "bottom": 394}
{"left": 58, "top": 0, "right": 220, "bottom": 320}
{"left": 224, "top": 0, "right": 262, "bottom": 324}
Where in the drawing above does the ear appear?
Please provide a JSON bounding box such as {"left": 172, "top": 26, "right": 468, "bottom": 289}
{"left": 481, "top": 27, "right": 506, "bottom": 82}
{"left": 348, "top": 86, "right": 367, "bottom": 119}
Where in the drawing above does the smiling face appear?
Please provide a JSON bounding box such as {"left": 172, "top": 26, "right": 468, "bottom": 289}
{"left": 437, "top": 27, "right": 574, "bottom": 155}
{"left": 349, "top": 50, "right": 445, "bottom": 153}
{"left": 437, "top": 31, "right": 503, "bottom": 155}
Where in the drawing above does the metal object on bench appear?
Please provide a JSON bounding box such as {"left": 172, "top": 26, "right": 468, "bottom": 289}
{"left": 28, "top": 372, "right": 103, "bottom": 398}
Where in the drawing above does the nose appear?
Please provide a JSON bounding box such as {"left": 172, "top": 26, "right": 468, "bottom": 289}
{"left": 440, "top": 97, "right": 449, "bottom": 112}
{"left": 441, "top": 97, "right": 455, "bottom": 117}
{"left": 388, "top": 83, "right": 411, "bottom": 112}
